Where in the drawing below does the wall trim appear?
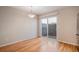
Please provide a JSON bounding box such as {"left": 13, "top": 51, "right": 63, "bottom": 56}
{"left": 58, "top": 40, "right": 79, "bottom": 46}
{"left": 0, "top": 37, "right": 38, "bottom": 47}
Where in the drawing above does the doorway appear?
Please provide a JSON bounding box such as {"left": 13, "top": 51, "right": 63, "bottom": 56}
{"left": 41, "top": 16, "right": 57, "bottom": 39}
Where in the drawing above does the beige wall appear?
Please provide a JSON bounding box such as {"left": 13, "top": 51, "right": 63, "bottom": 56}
{"left": 0, "top": 7, "right": 37, "bottom": 46}
{"left": 77, "top": 11, "right": 79, "bottom": 35}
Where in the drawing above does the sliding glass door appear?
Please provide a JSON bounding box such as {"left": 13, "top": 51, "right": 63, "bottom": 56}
{"left": 48, "top": 17, "right": 57, "bottom": 39}
{"left": 41, "top": 16, "right": 57, "bottom": 39}
{"left": 41, "top": 18, "right": 47, "bottom": 37}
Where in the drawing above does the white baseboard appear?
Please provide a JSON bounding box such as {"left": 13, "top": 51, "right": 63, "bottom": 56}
{"left": 58, "top": 40, "right": 79, "bottom": 46}
{"left": 0, "top": 37, "right": 37, "bottom": 47}
{"left": 0, "top": 39, "right": 27, "bottom": 47}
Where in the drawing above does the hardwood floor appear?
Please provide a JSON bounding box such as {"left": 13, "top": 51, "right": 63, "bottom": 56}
{"left": 0, "top": 38, "right": 41, "bottom": 52}
{"left": 59, "top": 42, "right": 78, "bottom": 52}
{"left": 0, "top": 37, "right": 79, "bottom": 52}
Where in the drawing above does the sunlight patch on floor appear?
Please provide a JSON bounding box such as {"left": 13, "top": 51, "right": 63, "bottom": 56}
{"left": 40, "top": 37, "right": 58, "bottom": 52}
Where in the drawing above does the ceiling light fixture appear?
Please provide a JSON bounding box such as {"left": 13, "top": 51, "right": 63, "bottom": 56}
{"left": 28, "top": 6, "right": 36, "bottom": 18}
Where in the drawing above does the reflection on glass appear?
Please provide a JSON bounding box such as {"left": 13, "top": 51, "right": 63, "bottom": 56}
{"left": 41, "top": 18, "right": 47, "bottom": 37}
{"left": 41, "top": 17, "right": 57, "bottom": 39}
{"left": 48, "top": 17, "right": 57, "bottom": 39}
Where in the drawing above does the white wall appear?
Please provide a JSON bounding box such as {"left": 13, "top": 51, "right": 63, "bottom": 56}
{"left": 57, "top": 7, "right": 79, "bottom": 46}
{"left": 0, "top": 7, "right": 37, "bottom": 46}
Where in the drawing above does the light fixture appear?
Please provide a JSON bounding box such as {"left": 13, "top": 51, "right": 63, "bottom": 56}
{"left": 28, "top": 6, "right": 36, "bottom": 18}
{"left": 28, "top": 14, "right": 35, "bottom": 18}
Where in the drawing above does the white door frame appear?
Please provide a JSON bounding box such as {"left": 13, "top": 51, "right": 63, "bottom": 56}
{"left": 40, "top": 16, "right": 57, "bottom": 39}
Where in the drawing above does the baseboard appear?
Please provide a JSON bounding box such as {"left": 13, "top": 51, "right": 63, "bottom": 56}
{"left": 0, "top": 37, "right": 38, "bottom": 47}
{"left": 58, "top": 40, "right": 79, "bottom": 46}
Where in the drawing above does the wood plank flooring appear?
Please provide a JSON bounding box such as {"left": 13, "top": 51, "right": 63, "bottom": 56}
{"left": 0, "top": 37, "right": 79, "bottom": 52}
{"left": 0, "top": 38, "right": 41, "bottom": 52}
{"left": 58, "top": 42, "right": 78, "bottom": 52}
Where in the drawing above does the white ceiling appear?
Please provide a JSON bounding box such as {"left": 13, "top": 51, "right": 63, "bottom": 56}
{"left": 11, "top": 6, "right": 65, "bottom": 15}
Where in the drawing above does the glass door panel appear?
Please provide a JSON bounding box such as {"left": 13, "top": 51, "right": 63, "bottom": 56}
{"left": 41, "top": 18, "right": 47, "bottom": 37}
{"left": 48, "top": 17, "right": 57, "bottom": 39}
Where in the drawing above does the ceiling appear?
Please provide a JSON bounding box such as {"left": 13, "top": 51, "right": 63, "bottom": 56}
{"left": 11, "top": 6, "right": 65, "bottom": 15}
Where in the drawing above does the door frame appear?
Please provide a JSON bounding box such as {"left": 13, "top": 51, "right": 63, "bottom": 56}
{"left": 40, "top": 16, "right": 57, "bottom": 39}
